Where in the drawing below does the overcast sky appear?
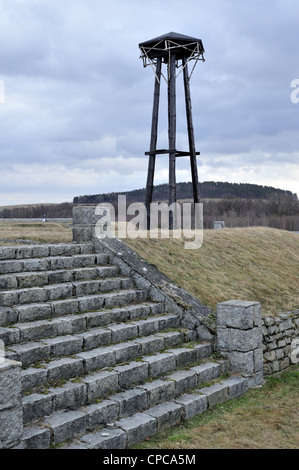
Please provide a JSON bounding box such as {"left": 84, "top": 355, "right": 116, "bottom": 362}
{"left": 0, "top": 0, "right": 299, "bottom": 206}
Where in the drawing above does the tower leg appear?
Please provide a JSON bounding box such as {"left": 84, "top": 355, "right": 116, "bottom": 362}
{"left": 168, "top": 52, "right": 176, "bottom": 230}
{"left": 145, "top": 57, "right": 162, "bottom": 230}
{"left": 183, "top": 56, "right": 200, "bottom": 204}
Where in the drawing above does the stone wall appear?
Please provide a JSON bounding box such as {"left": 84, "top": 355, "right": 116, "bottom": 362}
{"left": 262, "top": 310, "right": 299, "bottom": 375}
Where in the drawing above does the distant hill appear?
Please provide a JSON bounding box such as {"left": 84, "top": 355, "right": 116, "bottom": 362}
{"left": 73, "top": 181, "right": 297, "bottom": 205}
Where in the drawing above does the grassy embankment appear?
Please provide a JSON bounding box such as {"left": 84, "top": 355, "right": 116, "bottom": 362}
{"left": 1, "top": 222, "right": 299, "bottom": 316}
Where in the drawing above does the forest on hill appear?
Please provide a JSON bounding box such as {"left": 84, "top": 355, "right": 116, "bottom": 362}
{"left": 1, "top": 182, "right": 299, "bottom": 231}
{"left": 73, "top": 181, "right": 296, "bottom": 204}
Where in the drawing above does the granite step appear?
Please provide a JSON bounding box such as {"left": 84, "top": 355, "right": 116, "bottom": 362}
{"left": 0, "top": 265, "right": 120, "bottom": 291}
{"left": 0, "top": 253, "right": 109, "bottom": 275}
{"left": 0, "top": 302, "right": 165, "bottom": 346}
{"left": 0, "top": 243, "right": 94, "bottom": 261}
{"left": 20, "top": 356, "right": 233, "bottom": 449}
{"left": 71, "top": 375, "right": 248, "bottom": 449}
{"left": 0, "top": 288, "right": 149, "bottom": 326}
{"left": 8, "top": 314, "right": 181, "bottom": 369}
{"left": 21, "top": 342, "right": 214, "bottom": 425}
{"left": 0, "top": 277, "right": 136, "bottom": 307}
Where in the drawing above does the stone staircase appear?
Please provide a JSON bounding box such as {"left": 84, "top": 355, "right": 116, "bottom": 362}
{"left": 0, "top": 243, "right": 249, "bottom": 449}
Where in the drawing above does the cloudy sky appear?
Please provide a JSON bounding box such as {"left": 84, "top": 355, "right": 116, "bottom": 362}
{"left": 0, "top": 0, "right": 299, "bottom": 206}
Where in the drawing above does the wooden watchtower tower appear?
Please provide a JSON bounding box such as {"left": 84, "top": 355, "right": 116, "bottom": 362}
{"left": 139, "top": 32, "right": 205, "bottom": 229}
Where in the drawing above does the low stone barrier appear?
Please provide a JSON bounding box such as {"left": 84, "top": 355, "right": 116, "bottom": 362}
{"left": 262, "top": 311, "right": 299, "bottom": 374}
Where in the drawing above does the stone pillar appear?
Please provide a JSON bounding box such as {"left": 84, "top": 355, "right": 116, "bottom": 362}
{"left": 0, "top": 359, "right": 23, "bottom": 449}
{"left": 73, "top": 205, "right": 99, "bottom": 243}
{"left": 216, "top": 300, "right": 263, "bottom": 387}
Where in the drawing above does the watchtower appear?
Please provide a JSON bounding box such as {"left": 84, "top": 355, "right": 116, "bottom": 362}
{"left": 139, "top": 32, "right": 205, "bottom": 229}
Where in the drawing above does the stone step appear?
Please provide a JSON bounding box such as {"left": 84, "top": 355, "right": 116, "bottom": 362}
{"left": 1, "top": 302, "right": 165, "bottom": 346}
{"left": 0, "top": 277, "right": 135, "bottom": 307}
{"left": 21, "top": 358, "right": 233, "bottom": 449}
{"left": 21, "top": 342, "right": 214, "bottom": 425}
{"left": 0, "top": 265, "right": 120, "bottom": 291}
{"left": 20, "top": 330, "right": 187, "bottom": 393}
{"left": 9, "top": 314, "right": 181, "bottom": 369}
{"left": 0, "top": 243, "right": 94, "bottom": 261}
{"left": 0, "top": 289, "right": 149, "bottom": 326}
{"left": 0, "top": 253, "right": 109, "bottom": 275}
{"left": 22, "top": 332, "right": 190, "bottom": 393}
{"left": 74, "top": 375, "right": 247, "bottom": 449}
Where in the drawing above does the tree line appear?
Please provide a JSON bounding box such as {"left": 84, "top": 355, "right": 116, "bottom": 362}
{"left": 73, "top": 181, "right": 296, "bottom": 205}
{"left": 1, "top": 182, "right": 299, "bottom": 231}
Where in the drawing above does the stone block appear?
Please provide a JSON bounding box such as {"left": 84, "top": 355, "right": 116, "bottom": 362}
{"left": 10, "top": 342, "right": 51, "bottom": 367}
{"left": 143, "top": 353, "right": 176, "bottom": 378}
{"left": 17, "top": 303, "right": 52, "bottom": 322}
{"left": 43, "top": 335, "right": 83, "bottom": 357}
{"left": 18, "top": 320, "right": 57, "bottom": 342}
{"left": 45, "top": 410, "right": 87, "bottom": 445}
{"left": 199, "top": 382, "right": 229, "bottom": 408}
{"left": 80, "top": 427, "right": 127, "bottom": 449}
{"left": 21, "top": 368, "right": 48, "bottom": 392}
{"left": 0, "top": 307, "right": 18, "bottom": 326}
{"left": 115, "top": 362, "right": 149, "bottom": 389}
{"left": 158, "top": 332, "right": 184, "bottom": 349}
{"left": 191, "top": 362, "right": 221, "bottom": 383}
{"left": 115, "top": 412, "right": 157, "bottom": 447}
{"left": 0, "top": 406, "right": 23, "bottom": 449}
{"left": 175, "top": 393, "right": 207, "bottom": 420}
{"left": 168, "top": 347, "right": 198, "bottom": 367}
{"left": 85, "top": 400, "right": 119, "bottom": 431}
{"left": 223, "top": 350, "right": 254, "bottom": 376}
{"left": 84, "top": 370, "right": 119, "bottom": 401}
{"left": 111, "top": 341, "right": 140, "bottom": 363}
{"left": 146, "top": 401, "right": 183, "bottom": 431}
{"left": 217, "top": 300, "right": 261, "bottom": 329}
{"left": 46, "top": 357, "right": 84, "bottom": 382}
{"left": 21, "top": 426, "right": 51, "bottom": 449}
{"left": 51, "top": 299, "right": 79, "bottom": 317}
{"left": 137, "top": 379, "right": 176, "bottom": 407}
{"left": 52, "top": 315, "right": 86, "bottom": 335}
{"left": 0, "top": 360, "right": 22, "bottom": 406}
{"left": 51, "top": 382, "right": 87, "bottom": 411}
{"left": 22, "top": 392, "right": 54, "bottom": 423}
{"left": 77, "top": 347, "right": 116, "bottom": 372}
{"left": 133, "top": 335, "right": 164, "bottom": 356}
{"left": 194, "top": 342, "right": 213, "bottom": 360}
{"left": 0, "top": 326, "right": 20, "bottom": 345}
{"left": 217, "top": 326, "right": 262, "bottom": 352}
{"left": 110, "top": 389, "right": 148, "bottom": 418}
{"left": 133, "top": 318, "right": 160, "bottom": 336}
{"left": 167, "top": 369, "right": 197, "bottom": 395}
{"left": 108, "top": 323, "right": 138, "bottom": 343}
{"left": 224, "top": 376, "right": 249, "bottom": 398}
{"left": 78, "top": 328, "right": 111, "bottom": 350}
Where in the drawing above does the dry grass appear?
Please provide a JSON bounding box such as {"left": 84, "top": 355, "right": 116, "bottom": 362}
{"left": 133, "top": 364, "right": 299, "bottom": 449}
{"left": 0, "top": 221, "right": 72, "bottom": 245}
{"left": 1, "top": 221, "right": 299, "bottom": 316}
{"left": 124, "top": 227, "right": 299, "bottom": 316}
